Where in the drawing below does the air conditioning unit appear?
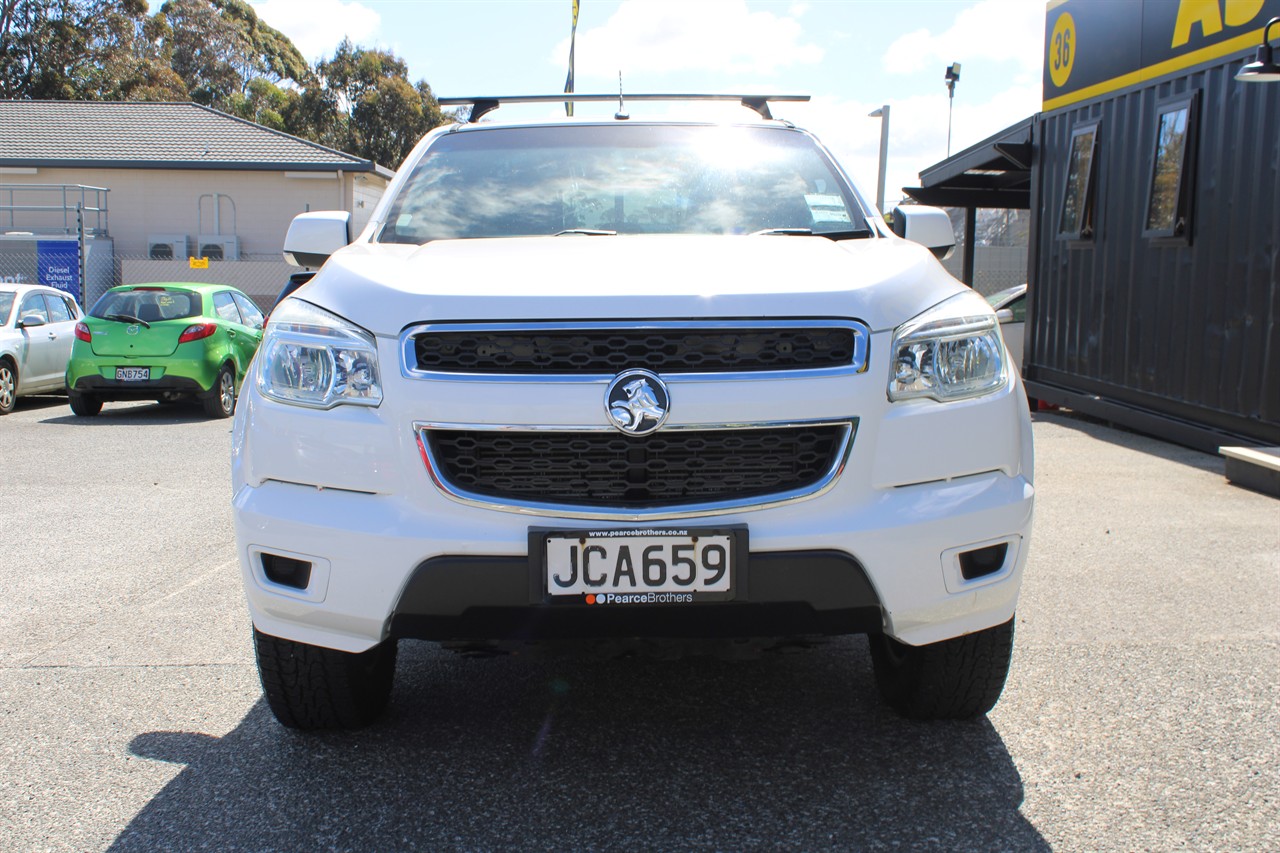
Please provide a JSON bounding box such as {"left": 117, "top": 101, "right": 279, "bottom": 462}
{"left": 197, "top": 235, "right": 240, "bottom": 261}
{"left": 147, "top": 234, "right": 190, "bottom": 261}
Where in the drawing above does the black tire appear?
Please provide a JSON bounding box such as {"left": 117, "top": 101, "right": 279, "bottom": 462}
{"left": 68, "top": 390, "right": 103, "bottom": 417}
{"left": 870, "top": 617, "right": 1014, "bottom": 720}
{"left": 0, "top": 359, "right": 15, "bottom": 415}
{"left": 253, "top": 627, "right": 397, "bottom": 730}
{"left": 201, "top": 364, "right": 236, "bottom": 418}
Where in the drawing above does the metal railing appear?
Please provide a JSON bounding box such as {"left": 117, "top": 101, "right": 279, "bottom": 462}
{"left": 0, "top": 184, "right": 110, "bottom": 236}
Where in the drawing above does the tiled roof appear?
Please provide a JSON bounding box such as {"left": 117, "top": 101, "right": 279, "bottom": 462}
{"left": 0, "top": 101, "right": 385, "bottom": 173}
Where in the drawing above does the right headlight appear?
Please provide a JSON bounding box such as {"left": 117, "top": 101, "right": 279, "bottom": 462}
{"left": 256, "top": 299, "right": 382, "bottom": 409}
{"left": 888, "top": 290, "right": 1007, "bottom": 402}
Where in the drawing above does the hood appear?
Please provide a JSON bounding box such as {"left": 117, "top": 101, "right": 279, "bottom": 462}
{"left": 300, "top": 234, "right": 967, "bottom": 336}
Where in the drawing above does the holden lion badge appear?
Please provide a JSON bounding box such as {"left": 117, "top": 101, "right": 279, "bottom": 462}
{"left": 605, "top": 369, "right": 670, "bottom": 436}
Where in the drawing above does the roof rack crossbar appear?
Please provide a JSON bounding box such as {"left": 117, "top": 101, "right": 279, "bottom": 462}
{"left": 438, "top": 94, "right": 810, "bottom": 122}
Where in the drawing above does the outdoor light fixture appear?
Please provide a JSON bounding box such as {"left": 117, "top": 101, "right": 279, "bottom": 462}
{"left": 1236, "top": 17, "right": 1280, "bottom": 82}
{"left": 945, "top": 62, "right": 961, "bottom": 157}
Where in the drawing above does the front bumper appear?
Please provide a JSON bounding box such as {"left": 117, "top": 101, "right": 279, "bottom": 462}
{"left": 234, "top": 463, "right": 1032, "bottom": 653}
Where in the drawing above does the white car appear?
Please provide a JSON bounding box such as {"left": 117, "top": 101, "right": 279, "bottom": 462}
{"left": 0, "top": 283, "right": 83, "bottom": 414}
{"left": 233, "top": 96, "right": 1035, "bottom": 729}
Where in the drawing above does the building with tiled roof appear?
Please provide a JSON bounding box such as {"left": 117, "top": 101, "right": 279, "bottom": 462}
{"left": 0, "top": 101, "right": 393, "bottom": 306}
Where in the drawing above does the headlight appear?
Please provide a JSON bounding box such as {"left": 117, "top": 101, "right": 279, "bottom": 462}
{"left": 257, "top": 299, "right": 382, "bottom": 409}
{"left": 889, "top": 290, "right": 1006, "bottom": 402}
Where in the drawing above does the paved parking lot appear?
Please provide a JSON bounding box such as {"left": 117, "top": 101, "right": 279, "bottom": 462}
{"left": 1, "top": 395, "right": 1277, "bottom": 851}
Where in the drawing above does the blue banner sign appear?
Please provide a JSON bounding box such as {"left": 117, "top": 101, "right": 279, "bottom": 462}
{"left": 37, "top": 239, "right": 81, "bottom": 302}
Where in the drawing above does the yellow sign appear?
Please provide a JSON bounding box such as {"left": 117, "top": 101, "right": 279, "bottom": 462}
{"left": 188, "top": 256, "right": 209, "bottom": 269}
{"left": 1049, "top": 13, "right": 1077, "bottom": 88}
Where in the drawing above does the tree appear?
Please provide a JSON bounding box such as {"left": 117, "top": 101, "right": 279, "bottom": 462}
{"left": 157, "top": 0, "right": 309, "bottom": 106}
{"left": 309, "top": 39, "right": 447, "bottom": 167}
{"left": 1, "top": 0, "right": 184, "bottom": 100}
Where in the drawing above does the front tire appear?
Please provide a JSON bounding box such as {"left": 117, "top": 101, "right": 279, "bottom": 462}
{"left": 253, "top": 628, "right": 397, "bottom": 730}
{"left": 870, "top": 617, "right": 1014, "bottom": 720}
{"left": 68, "top": 390, "right": 103, "bottom": 417}
{"left": 201, "top": 364, "right": 236, "bottom": 418}
{"left": 0, "top": 359, "right": 16, "bottom": 415}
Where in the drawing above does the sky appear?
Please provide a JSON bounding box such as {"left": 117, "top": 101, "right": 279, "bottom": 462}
{"left": 247, "top": 0, "right": 1048, "bottom": 209}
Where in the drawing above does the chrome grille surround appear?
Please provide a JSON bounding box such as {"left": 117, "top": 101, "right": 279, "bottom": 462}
{"left": 400, "top": 319, "right": 871, "bottom": 379}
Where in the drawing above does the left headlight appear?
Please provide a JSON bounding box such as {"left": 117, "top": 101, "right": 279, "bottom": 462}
{"left": 256, "top": 299, "right": 382, "bottom": 409}
{"left": 889, "top": 290, "right": 1006, "bottom": 402}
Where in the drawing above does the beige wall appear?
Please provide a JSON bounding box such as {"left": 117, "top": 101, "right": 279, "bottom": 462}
{"left": 0, "top": 167, "right": 388, "bottom": 260}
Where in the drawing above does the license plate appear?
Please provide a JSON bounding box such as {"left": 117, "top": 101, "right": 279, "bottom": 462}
{"left": 115, "top": 367, "right": 150, "bottom": 381}
{"left": 542, "top": 527, "right": 740, "bottom": 603}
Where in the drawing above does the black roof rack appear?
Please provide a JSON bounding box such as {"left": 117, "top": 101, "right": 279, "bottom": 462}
{"left": 438, "top": 94, "right": 810, "bottom": 123}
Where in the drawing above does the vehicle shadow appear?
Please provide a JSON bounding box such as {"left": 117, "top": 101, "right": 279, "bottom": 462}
{"left": 39, "top": 400, "right": 217, "bottom": 427}
{"left": 112, "top": 638, "right": 1046, "bottom": 851}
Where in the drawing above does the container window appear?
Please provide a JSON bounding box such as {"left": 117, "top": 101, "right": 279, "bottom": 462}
{"left": 1143, "top": 94, "right": 1197, "bottom": 241}
{"left": 1058, "top": 123, "right": 1099, "bottom": 240}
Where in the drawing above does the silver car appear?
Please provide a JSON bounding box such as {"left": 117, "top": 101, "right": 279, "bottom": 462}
{"left": 0, "top": 284, "right": 84, "bottom": 414}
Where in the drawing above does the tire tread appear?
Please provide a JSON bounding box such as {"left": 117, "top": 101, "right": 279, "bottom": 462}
{"left": 254, "top": 628, "right": 396, "bottom": 730}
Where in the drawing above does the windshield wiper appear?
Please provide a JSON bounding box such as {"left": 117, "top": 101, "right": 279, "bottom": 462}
{"left": 750, "top": 227, "right": 874, "bottom": 240}
{"left": 105, "top": 313, "right": 150, "bottom": 328}
{"left": 553, "top": 229, "right": 617, "bottom": 236}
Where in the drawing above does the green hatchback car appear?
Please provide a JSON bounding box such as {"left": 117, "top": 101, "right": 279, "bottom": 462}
{"left": 67, "top": 282, "right": 264, "bottom": 418}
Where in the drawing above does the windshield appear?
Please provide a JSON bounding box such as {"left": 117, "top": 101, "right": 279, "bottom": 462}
{"left": 0, "top": 291, "right": 13, "bottom": 326}
{"left": 90, "top": 288, "right": 202, "bottom": 322}
{"left": 377, "top": 124, "right": 870, "bottom": 243}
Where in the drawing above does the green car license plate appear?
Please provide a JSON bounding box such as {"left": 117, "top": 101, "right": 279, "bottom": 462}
{"left": 116, "top": 367, "right": 150, "bottom": 381}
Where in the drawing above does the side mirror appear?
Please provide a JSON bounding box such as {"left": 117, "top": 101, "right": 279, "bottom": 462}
{"left": 283, "top": 211, "right": 352, "bottom": 268}
{"left": 995, "top": 308, "right": 1015, "bottom": 323}
{"left": 18, "top": 313, "right": 47, "bottom": 328}
{"left": 891, "top": 205, "right": 956, "bottom": 260}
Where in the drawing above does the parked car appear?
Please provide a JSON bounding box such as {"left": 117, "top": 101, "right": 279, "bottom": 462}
{"left": 986, "top": 284, "right": 1027, "bottom": 368}
{"left": 67, "top": 282, "right": 264, "bottom": 418}
{"left": 235, "top": 96, "right": 1034, "bottom": 729}
{"left": 0, "top": 283, "right": 83, "bottom": 415}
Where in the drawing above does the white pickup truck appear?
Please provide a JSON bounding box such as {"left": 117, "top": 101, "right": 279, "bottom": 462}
{"left": 232, "top": 95, "right": 1035, "bottom": 729}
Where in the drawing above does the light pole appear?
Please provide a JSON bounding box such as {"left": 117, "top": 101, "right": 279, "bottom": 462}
{"left": 868, "top": 105, "right": 890, "bottom": 213}
{"left": 945, "top": 62, "right": 961, "bottom": 157}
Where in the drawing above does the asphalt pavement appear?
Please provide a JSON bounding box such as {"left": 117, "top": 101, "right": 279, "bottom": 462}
{"left": 1, "top": 394, "right": 1276, "bottom": 852}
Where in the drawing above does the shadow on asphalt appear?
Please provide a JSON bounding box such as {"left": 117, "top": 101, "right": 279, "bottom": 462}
{"left": 1032, "top": 408, "right": 1222, "bottom": 473}
{"left": 112, "top": 638, "right": 1047, "bottom": 851}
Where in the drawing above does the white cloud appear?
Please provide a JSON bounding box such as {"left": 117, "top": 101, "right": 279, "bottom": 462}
{"left": 883, "top": 0, "right": 1044, "bottom": 76}
{"left": 553, "top": 0, "right": 823, "bottom": 80}
{"left": 250, "top": 0, "right": 381, "bottom": 62}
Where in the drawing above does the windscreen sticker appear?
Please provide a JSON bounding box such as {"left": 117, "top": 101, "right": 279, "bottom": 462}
{"left": 805, "top": 193, "right": 852, "bottom": 224}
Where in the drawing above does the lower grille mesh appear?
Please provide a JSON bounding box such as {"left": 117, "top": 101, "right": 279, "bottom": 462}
{"left": 426, "top": 425, "right": 849, "bottom": 509}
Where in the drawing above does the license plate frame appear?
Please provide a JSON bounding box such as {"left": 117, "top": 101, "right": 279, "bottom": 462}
{"left": 115, "top": 367, "right": 151, "bottom": 382}
{"left": 535, "top": 526, "right": 747, "bottom": 605}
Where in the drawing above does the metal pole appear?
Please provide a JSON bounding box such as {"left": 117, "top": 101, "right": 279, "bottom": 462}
{"left": 868, "top": 106, "right": 890, "bottom": 213}
{"left": 947, "top": 88, "right": 954, "bottom": 157}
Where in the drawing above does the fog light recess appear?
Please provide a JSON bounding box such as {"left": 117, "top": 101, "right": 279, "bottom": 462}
{"left": 261, "top": 553, "right": 313, "bottom": 590}
{"left": 958, "top": 543, "right": 1009, "bottom": 581}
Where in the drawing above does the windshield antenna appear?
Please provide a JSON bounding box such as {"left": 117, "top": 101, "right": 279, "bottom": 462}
{"left": 615, "top": 71, "right": 629, "bottom": 120}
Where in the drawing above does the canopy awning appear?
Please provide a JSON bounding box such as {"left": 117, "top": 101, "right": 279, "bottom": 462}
{"left": 903, "top": 117, "right": 1035, "bottom": 210}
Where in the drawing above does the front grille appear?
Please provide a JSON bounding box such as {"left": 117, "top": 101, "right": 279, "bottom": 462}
{"left": 412, "top": 327, "right": 859, "bottom": 374}
{"left": 425, "top": 424, "right": 850, "bottom": 509}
